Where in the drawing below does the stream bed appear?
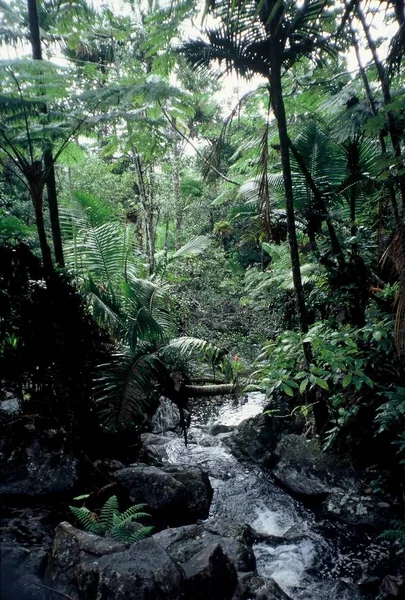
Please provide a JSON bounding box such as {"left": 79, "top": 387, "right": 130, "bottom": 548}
{"left": 157, "top": 392, "right": 390, "bottom": 600}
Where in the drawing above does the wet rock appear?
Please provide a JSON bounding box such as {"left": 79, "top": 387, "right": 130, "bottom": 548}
{"left": 163, "top": 465, "right": 213, "bottom": 522}
{"left": 151, "top": 397, "right": 182, "bottom": 434}
{"left": 209, "top": 423, "right": 234, "bottom": 436}
{"left": 322, "top": 492, "right": 391, "bottom": 528}
{"left": 47, "top": 521, "right": 242, "bottom": 600}
{"left": 232, "top": 572, "right": 293, "bottom": 600}
{"left": 154, "top": 519, "right": 255, "bottom": 574}
{"left": 225, "top": 413, "right": 278, "bottom": 466}
{"left": 272, "top": 434, "right": 355, "bottom": 498}
{"left": 155, "top": 523, "right": 239, "bottom": 599}
{"left": 139, "top": 432, "right": 176, "bottom": 465}
{"left": 46, "top": 522, "right": 183, "bottom": 600}
{"left": 1, "top": 509, "right": 54, "bottom": 600}
{"left": 0, "top": 431, "right": 79, "bottom": 499}
{"left": 114, "top": 463, "right": 213, "bottom": 526}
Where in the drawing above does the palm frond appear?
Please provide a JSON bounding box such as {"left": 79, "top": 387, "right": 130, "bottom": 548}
{"left": 94, "top": 348, "right": 169, "bottom": 432}
{"left": 387, "top": 22, "right": 405, "bottom": 78}
{"left": 172, "top": 235, "right": 210, "bottom": 258}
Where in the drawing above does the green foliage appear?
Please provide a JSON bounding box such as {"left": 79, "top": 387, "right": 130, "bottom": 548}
{"left": 379, "top": 520, "right": 405, "bottom": 553}
{"left": 376, "top": 387, "right": 405, "bottom": 464}
{"left": 255, "top": 322, "right": 373, "bottom": 399}
{"left": 69, "top": 495, "right": 154, "bottom": 544}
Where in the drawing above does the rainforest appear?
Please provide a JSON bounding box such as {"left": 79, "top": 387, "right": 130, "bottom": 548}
{"left": 1, "top": 1, "right": 405, "bottom": 599}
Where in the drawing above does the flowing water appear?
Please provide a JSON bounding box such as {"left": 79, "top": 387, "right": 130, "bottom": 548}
{"left": 157, "top": 393, "right": 388, "bottom": 600}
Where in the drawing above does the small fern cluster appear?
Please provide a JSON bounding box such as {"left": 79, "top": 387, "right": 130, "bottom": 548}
{"left": 69, "top": 495, "right": 154, "bottom": 544}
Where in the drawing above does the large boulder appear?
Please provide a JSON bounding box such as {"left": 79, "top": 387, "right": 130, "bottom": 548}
{"left": 321, "top": 492, "right": 391, "bottom": 528}
{"left": 225, "top": 411, "right": 292, "bottom": 467}
{"left": 46, "top": 520, "right": 251, "bottom": 600}
{"left": 150, "top": 397, "right": 182, "bottom": 434}
{"left": 272, "top": 435, "right": 355, "bottom": 498}
{"left": 46, "top": 522, "right": 184, "bottom": 600}
{"left": 154, "top": 519, "right": 255, "bottom": 574}
{"left": 1, "top": 509, "right": 54, "bottom": 600}
{"left": 0, "top": 427, "right": 79, "bottom": 499}
{"left": 114, "top": 463, "right": 213, "bottom": 526}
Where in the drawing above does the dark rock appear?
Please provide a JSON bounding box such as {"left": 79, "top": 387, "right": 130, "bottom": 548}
{"left": 164, "top": 465, "right": 213, "bottom": 522}
{"left": 150, "top": 397, "right": 182, "bottom": 433}
{"left": 46, "top": 522, "right": 183, "bottom": 600}
{"left": 225, "top": 412, "right": 286, "bottom": 467}
{"left": 232, "top": 572, "right": 293, "bottom": 600}
{"left": 322, "top": 492, "right": 391, "bottom": 528}
{"left": 0, "top": 509, "right": 54, "bottom": 600}
{"left": 46, "top": 521, "right": 243, "bottom": 600}
{"left": 114, "top": 463, "right": 213, "bottom": 526}
{"left": 272, "top": 434, "right": 355, "bottom": 498}
{"left": 0, "top": 432, "right": 79, "bottom": 499}
{"left": 155, "top": 523, "right": 239, "bottom": 600}
{"left": 154, "top": 519, "right": 255, "bottom": 574}
{"left": 139, "top": 432, "right": 176, "bottom": 465}
{"left": 209, "top": 423, "right": 234, "bottom": 436}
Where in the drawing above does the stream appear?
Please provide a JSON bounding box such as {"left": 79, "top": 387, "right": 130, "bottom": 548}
{"left": 154, "top": 392, "right": 390, "bottom": 600}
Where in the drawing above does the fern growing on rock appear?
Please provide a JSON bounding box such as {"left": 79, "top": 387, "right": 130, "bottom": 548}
{"left": 69, "top": 495, "right": 154, "bottom": 544}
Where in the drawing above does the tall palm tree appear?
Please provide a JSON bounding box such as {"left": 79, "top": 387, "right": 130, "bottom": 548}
{"left": 181, "top": 0, "right": 339, "bottom": 431}
{"left": 181, "top": 0, "right": 338, "bottom": 340}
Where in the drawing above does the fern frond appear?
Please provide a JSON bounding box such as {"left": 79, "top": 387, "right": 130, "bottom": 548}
{"left": 99, "top": 495, "right": 119, "bottom": 533}
{"left": 68, "top": 506, "right": 103, "bottom": 534}
{"left": 127, "top": 526, "right": 155, "bottom": 543}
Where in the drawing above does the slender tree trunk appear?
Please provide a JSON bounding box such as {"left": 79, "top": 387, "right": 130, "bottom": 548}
{"left": 30, "top": 179, "right": 54, "bottom": 278}
{"left": 131, "top": 146, "right": 155, "bottom": 273}
{"left": 357, "top": 2, "right": 405, "bottom": 213}
{"left": 27, "top": 0, "right": 65, "bottom": 267}
{"left": 44, "top": 146, "right": 65, "bottom": 266}
{"left": 348, "top": 12, "right": 400, "bottom": 224}
{"left": 270, "top": 63, "right": 329, "bottom": 434}
{"left": 268, "top": 72, "right": 309, "bottom": 337}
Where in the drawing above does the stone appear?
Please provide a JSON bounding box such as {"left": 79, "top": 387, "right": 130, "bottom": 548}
{"left": 114, "top": 463, "right": 213, "bottom": 526}
{"left": 322, "top": 492, "right": 391, "bottom": 528}
{"left": 46, "top": 520, "right": 245, "bottom": 600}
{"left": 0, "top": 433, "right": 79, "bottom": 499}
{"left": 154, "top": 523, "right": 240, "bottom": 600}
{"left": 225, "top": 412, "right": 285, "bottom": 467}
{"left": 272, "top": 434, "right": 355, "bottom": 498}
{"left": 232, "top": 572, "right": 293, "bottom": 600}
{"left": 154, "top": 519, "right": 255, "bottom": 574}
{"left": 150, "top": 397, "right": 182, "bottom": 433}
{"left": 46, "top": 522, "right": 183, "bottom": 600}
{"left": 0, "top": 509, "right": 54, "bottom": 600}
{"left": 139, "top": 432, "right": 176, "bottom": 465}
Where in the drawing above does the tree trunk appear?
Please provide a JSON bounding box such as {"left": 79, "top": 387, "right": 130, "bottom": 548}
{"left": 184, "top": 383, "right": 236, "bottom": 397}
{"left": 30, "top": 180, "right": 54, "bottom": 278}
{"left": 44, "top": 146, "right": 65, "bottom": 267}
{"left": 268, "top": 70, "right": 310, "bottom": 337}
{"left": 270, "top": 63, "right": 328, "bottom": 434}
{"left": 357, "top": 2, "right": 405, "bottom": 213}
{"left": 131, "top": 146, "right": 155, "bottom": 273}
{"left": 27, "top": 0, "right": 65, "bottom": 268}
